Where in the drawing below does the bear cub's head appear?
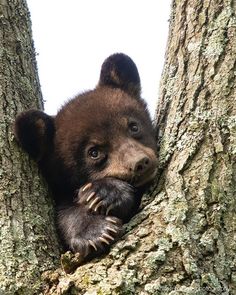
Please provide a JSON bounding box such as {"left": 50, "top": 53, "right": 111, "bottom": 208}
{"left": 15, "top": 53, "right": 158, "bottom": 196}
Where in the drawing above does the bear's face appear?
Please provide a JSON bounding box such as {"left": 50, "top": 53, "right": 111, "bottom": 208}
{"left": 54, "top": 87, "right": 157, "bottom": 188}
{"left": 15, "top": 53, "right": 158, "bottom": 193}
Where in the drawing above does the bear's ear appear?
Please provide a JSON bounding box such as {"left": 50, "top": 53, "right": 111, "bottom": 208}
{"left": 14, "top": 110, "right": 55, "bottom": 161}
{"left": 98, "top": 53, "right": 141, "bottom": 98}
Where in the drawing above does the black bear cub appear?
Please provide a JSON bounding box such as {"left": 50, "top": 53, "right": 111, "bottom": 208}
{"left": 15, "top": 53, "right": 158, "bottom": 262}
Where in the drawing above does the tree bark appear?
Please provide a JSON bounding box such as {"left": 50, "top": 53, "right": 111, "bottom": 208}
{"left": 0, "top": 0, "right": 60, "bottom": 293}
{"left": 44, "top": 1, "right": 236, "bottom": 294}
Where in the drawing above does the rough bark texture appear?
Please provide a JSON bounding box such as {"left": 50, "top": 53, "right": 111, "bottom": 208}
{"left": 43, "top": 1, "right": 236, "bottom": 294}
{"left": 0, "top": 1, "right": 60, "bottom": 294}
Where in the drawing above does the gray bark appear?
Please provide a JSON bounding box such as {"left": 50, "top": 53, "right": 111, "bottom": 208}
{"left": 44, "top": 1, "right": 236, "bottom": 294}
{"left": 0, "top": 1, "right": 60, "bottom": 294}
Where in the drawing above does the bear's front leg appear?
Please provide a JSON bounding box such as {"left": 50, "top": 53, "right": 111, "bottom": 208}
{"left": 57, "top": 204, "right": 122, "bottom": 260}
{"left": 76, "top": 178, "right": 140, "bottom": 222}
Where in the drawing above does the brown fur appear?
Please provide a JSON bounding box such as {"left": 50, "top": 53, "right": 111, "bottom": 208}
{"left": 14, "top": 53, "right": 158, "bottom": 263}
{"left": 55, "top": 87, "right": 155, "bottom": 176}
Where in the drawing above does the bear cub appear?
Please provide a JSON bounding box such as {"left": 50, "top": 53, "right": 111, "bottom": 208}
{"left": 15, "top": 53, "right": 158, "bottom": 262}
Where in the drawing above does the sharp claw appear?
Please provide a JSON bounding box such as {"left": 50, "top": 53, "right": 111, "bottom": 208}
{"left": 102, "top": 233, "right": 114, "bottom": 241}
{"left": 106, "top": 204, "right": 113, "bottom": 215}
{"left": 82, "top": 183, "right": 92, "bottom": 192}
{"left": 75, "top": 252, "right": 80, "bottom": 258}
{"left": 86, "top": 192, "right": 96, "bottom": 202}
{"left": 99, "top": 236, "right": 110, "bottom": 245}
{"left": 106, "top": 217, "right": 117, "bottom": 224}
{"left": 88, "top": 240, "right": 98, "bottom": 251}
{"left": 94, "top": 201, "right": 103, "bottom": 212}
{"left": 89, "top": 197, "right": 100, "bottom": 209}
{"left": 106, "top": 226, "right": 118, "bottom": 234}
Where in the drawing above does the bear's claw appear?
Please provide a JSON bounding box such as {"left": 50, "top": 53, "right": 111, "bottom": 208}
{"left": 86, "top": 191, "right": 95, "bottom": 202}
{"left": 82, "top": 183, "right": 92, "bottom": 192}
{"left": 105, "top": 216, "right": 118, "bottom": 224}
{"left": 68, "top": 214, "right": 122, "bottom": 261}
{"left": 105, "top": 226, "right": 118, "bottom": 233}
{"left": 88, "top": 240, "right": 98, "bottom": 251}
{"left": 77, "top": 179, "right": 135, "bottom": 219}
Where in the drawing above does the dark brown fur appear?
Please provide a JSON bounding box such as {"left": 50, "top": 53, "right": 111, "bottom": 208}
{"left": 14, "top": 53, "right": 158, "bottom": 263}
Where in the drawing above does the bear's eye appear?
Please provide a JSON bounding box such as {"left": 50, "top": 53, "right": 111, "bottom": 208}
{"left": 128, "top": 122, "right": 140, "bottom": 134}
{"left": 88, "top": 147, "right": 100, "bottom": 159}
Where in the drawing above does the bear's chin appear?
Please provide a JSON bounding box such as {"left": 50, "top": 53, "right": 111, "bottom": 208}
{"left": 132, "top": 168, "right": 157, "bottom": 188}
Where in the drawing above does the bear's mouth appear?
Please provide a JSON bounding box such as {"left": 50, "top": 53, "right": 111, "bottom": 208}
{"left": 109, "top": 167, "right": 157, "bottom": 188}
{"left": 130, "top": 168, "right": 157, "bottom": 187}
{"left": 91, "top": 166, "right": 157, "bottom": 188}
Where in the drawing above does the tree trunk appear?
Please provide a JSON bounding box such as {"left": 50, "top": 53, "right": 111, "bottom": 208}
{"left": 0, "top": 0, "right": 60, "bottom": 293}
{"left": 43, "top": 1, "right": 236, "bottom": 294}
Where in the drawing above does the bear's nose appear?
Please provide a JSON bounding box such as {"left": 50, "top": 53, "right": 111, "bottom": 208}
{"left": 134, "top": 157, "right": 151, "bottom": 175}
